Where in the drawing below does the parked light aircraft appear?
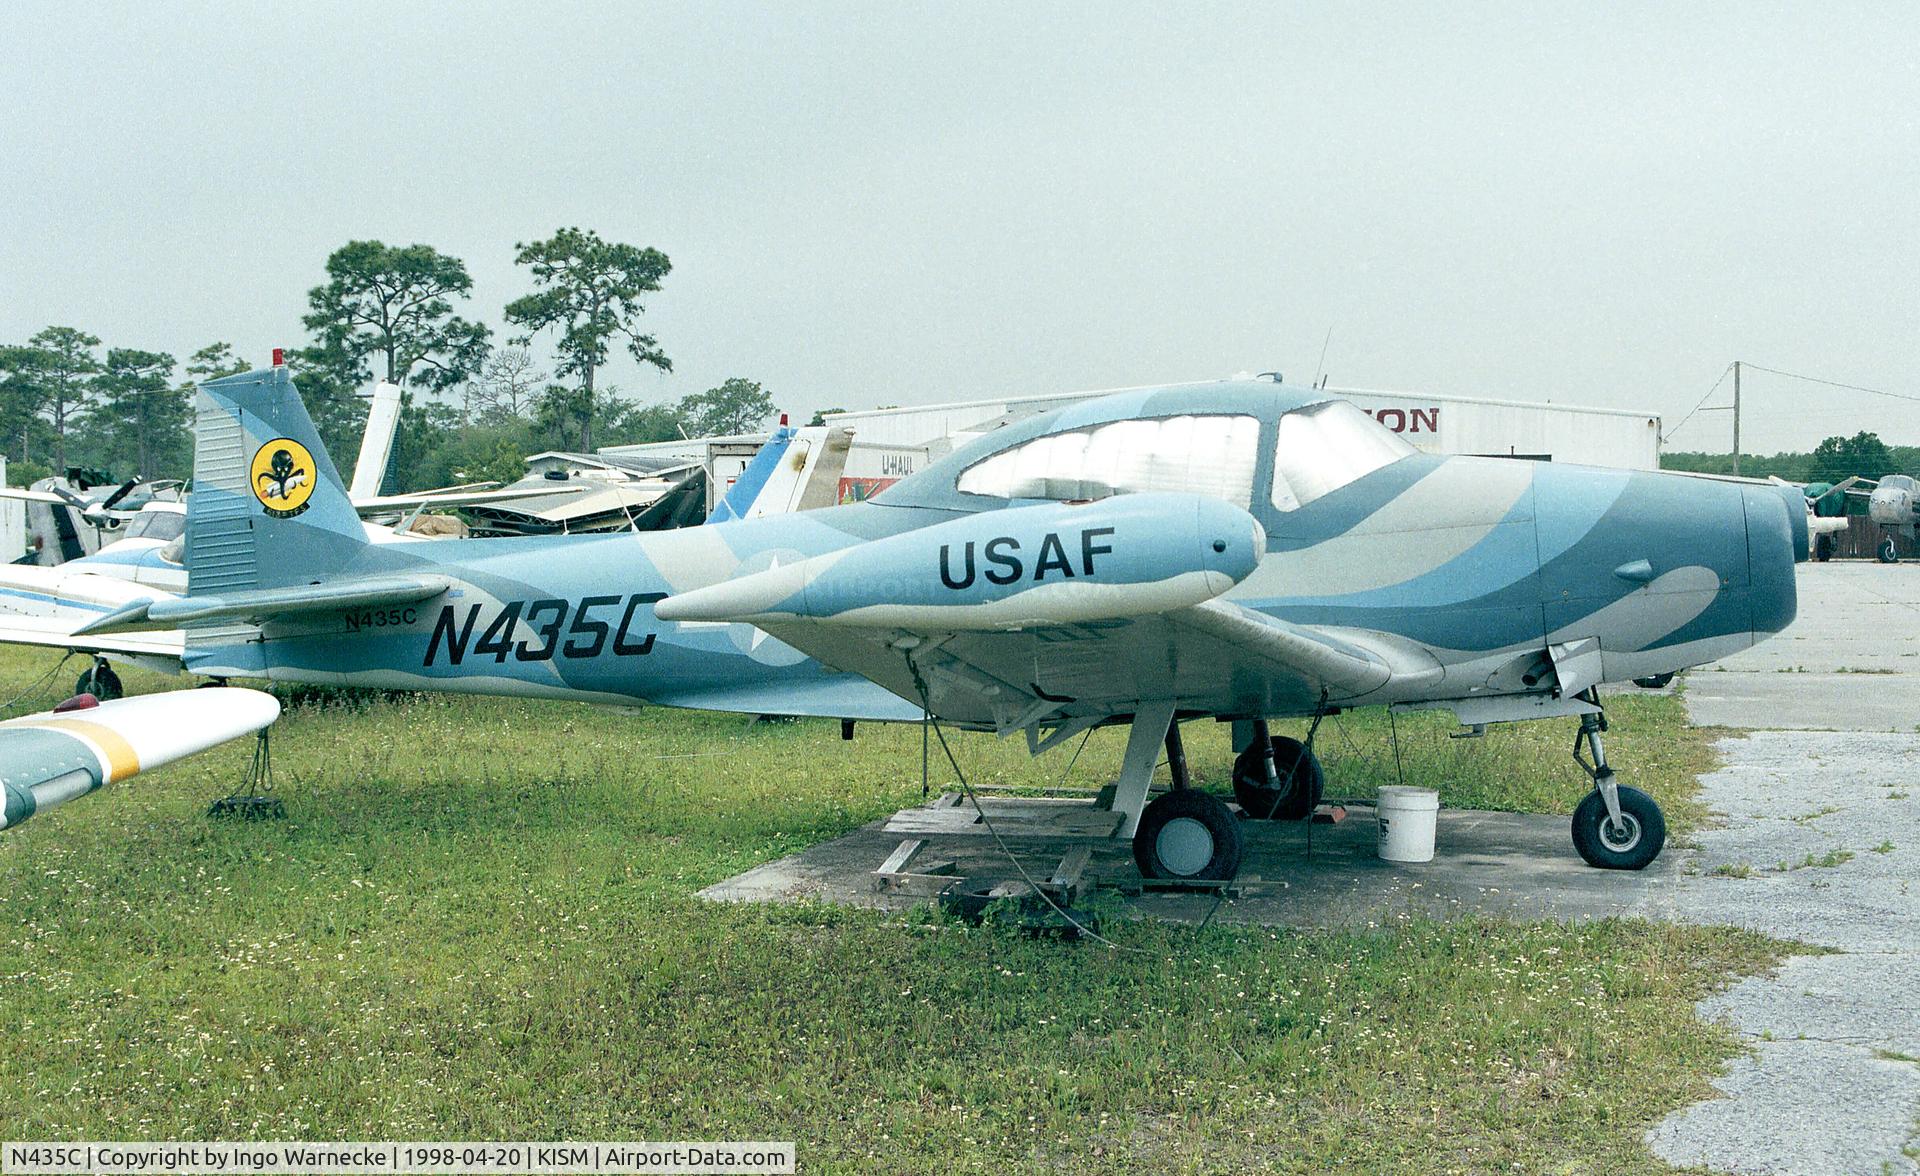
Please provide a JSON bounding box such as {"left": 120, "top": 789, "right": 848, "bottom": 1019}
{"left": 1854, "top": 474, "right": 1917, "bottom": 562}
{"left": 0, "top": 687, "right": 279, "bottom": 833}
{"left": 0, "top": 381, "right": 592, "bottom": 698}
{"left": 73, "top": 366, "right": 1805, "bottom": 878}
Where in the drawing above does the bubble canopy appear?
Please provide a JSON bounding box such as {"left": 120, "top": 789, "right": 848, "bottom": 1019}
{"left": 874, "top": 381, "right": 1414, "bottom": 514}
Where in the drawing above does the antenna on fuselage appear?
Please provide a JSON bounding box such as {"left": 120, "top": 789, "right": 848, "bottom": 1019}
{"left": 1312, "top": 327, "right": 1334, "bottom": 388}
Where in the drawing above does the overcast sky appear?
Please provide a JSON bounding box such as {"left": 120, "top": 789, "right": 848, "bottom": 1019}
{"left": 3, "top": 2, "right": 1916, "bottom": 452}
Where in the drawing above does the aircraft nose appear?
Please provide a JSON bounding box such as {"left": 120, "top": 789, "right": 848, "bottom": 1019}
{"left": 1742, "top": 485, "right": 1799, "bottom": 635}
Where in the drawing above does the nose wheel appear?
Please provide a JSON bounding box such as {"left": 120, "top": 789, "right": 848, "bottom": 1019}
{"left": 1569, "top": 698, "right": 1665, "bottom": 869}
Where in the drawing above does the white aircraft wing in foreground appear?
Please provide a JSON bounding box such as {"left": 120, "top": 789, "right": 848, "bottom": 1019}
{"left": 0, "top": 688, "right": 279, "bottom": 832}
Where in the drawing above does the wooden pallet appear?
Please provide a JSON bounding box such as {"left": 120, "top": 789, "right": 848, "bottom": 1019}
{"left": 882, "top": 792, "right": 1125, "bottom": 840}
{"left": 872, "top": 830, "right": 1098, "bottom": 905}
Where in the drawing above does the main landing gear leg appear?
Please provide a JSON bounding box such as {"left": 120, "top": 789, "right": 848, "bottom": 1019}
{"left": 1569, "top": 692, "right": 1665, "bottom": 870}
{"left": 1119, "top": 702, "right": 1244, "bottom": 882}
{"left": 1164, "top": 720, "right": 1191, "bottom": 791}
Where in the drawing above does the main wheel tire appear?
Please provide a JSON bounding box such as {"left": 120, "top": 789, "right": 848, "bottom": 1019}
{"left": 1133, "top": 790, "right": 1244, "bottom": 881}
{"left": 1571, "top": 782, "right": 1666, "bottom": 870}
{"left": 1232, "top": 735, "right": 1325, "bottom": 820}
{"left": 76, "top": 664, "right": 123, "bottom": 701}
{"left": 1814, "top": 533, "right": 1834, "bottom": 562}
{"left": 1880, "top": 537, "right": 1899, "bottom": 564}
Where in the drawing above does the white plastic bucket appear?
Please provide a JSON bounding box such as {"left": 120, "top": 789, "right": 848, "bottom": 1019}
{"left": 1376, "top": 786, "right": 1440, "bottom": 863}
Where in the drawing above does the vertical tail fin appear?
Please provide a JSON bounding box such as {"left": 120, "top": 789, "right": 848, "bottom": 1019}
{"left": 349, "top": 379, "right": 404, "bottom": 500}
{"left": 186, "top": 366, "right": 368, "bottom": 594}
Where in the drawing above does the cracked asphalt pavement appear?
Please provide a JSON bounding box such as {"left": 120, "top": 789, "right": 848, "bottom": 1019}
{"left": 1647, "top": 563, "right": 1920, "bottom": 1174}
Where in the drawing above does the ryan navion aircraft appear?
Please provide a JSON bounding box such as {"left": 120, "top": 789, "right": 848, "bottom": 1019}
{"left": 74, "top": 365, "right": 1805, "bottom": 880}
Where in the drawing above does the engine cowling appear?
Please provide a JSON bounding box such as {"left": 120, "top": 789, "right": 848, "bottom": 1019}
{"left": 655, "top": 492, "right": 1266, "bottom": 630}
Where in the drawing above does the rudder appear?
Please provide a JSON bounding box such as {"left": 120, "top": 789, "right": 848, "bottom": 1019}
{"left": 187, "top": 366, "right": 368, "bottom": 593}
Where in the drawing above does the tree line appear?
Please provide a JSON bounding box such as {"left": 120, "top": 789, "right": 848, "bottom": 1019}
{"left": 1663, "top": 430, "right": 1919, "bottom": 506}
{"left": 0, "top": 229, "right": 778, "bottom": 493}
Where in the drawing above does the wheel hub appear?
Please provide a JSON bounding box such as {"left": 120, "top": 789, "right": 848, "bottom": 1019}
{"left": 1156, "top": 816, "right": 1215, "bottom": 876}
{"left": 1599, "top": 812, "right": 1642, "bottom": 853}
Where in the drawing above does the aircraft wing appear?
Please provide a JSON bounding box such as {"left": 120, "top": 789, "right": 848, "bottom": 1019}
{"left": 728, "top": 603, "right": 1436, "bottom": 735}
{"left": 1, "top": 687, "right": 279, "bottom": 832}
{"left": 654, "top": 492, "right": 1442, "bottom": 734}
{"left": 0, "top": 487, "right": 70, "bottom": 505}
{"left": 353, "top": 484, "right": 590, "bottom": 513}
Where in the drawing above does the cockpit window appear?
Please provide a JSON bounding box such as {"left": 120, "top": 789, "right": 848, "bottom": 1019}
{"left": 125, "top": 510, "right": 186, "bottom": 542}
{"left": 1270, "top": 400, "right": 1415, "bottom": 511}
{"left": 956, "top": 415, "right": 1260, "bottom": 508}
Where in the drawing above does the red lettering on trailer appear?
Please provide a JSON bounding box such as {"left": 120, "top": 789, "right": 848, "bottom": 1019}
{"left": 1360, "top": 406, "right": 1441, "bottom": 434}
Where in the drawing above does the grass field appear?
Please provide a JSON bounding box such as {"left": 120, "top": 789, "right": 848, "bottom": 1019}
{"left": 0, "top": 647, "right": 1774, "bottom": 1173}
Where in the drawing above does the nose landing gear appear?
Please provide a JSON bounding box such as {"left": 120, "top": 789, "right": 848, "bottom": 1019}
{"left": 1569, "top": 696, "right": 1665, "bottom": 870}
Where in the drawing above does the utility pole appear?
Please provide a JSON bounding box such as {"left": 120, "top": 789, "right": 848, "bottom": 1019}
{"left": 1731, "top": 360, "right": 1742, "bottom": 475}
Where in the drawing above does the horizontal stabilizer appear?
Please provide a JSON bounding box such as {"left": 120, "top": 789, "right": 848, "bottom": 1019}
{"left": 76, "top": 574, "right": 453, "bottom": 635}
{"left": 0, "top": 616, "right": 185, "bottom": 659}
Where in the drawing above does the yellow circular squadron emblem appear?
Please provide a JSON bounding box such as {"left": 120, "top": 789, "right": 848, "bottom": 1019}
{"left": 250, "top": 438, "right": 316, "bottom": 518}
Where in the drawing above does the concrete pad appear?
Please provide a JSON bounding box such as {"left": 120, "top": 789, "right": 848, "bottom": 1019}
{"left": 1646, "top": 1039, "right": 1920, "bottom": 1175}
{"left": 1688, "top": 561, "right": 1920, "bottom": 731}
{"left": 702, "top": 801, "right": 1681, "bottom": 927}
{"left": 1685, "top": 672, "right": 1920, "bottom": 732}
{"left": 1709, "top": 561, "right": 1920, "bottom": 675}
{"left": 1670, "top": 731, "right": 1920, "bottom": 953}
{"left": 1698, "top": 954, "right": 1920, "bottom": 1058}
{"left": 1650, "top": 729, "right": 1920, "bottom": 1174}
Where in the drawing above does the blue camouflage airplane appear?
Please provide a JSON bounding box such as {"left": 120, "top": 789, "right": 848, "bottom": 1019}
{"left": 75, "top": 366, "right": 1806, "bottom": 879}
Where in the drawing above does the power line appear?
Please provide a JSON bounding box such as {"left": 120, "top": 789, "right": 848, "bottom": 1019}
{"left": 1662, "top": 363, "right": 1733, "bottom": 443}
{"left": 1740, "top": 363, "right": 1920, "bottom": 406}
{"left": 1663, "top": 361, "right": 1920, "bottom": 447}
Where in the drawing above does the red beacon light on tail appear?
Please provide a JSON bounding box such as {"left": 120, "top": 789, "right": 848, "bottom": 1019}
{"left": 271, "top": 347, "right": 286, "bottom": 367}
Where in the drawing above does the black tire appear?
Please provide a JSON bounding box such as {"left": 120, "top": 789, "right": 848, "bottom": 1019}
{"left": 1232, "top": 734, "right": 1324, "bottom": 820}
{"left": 1879, "top": 537, "right": 1899, "bottom": 564}
{"left": 1814, "top": 533, "right": 1834, "bottom": 562}
{"left": 1133, "top": 790, "right": 1244, "bottom": 881}
{"left": 1571, "top": 782, "right": 1666, "bottom": 870}
{"left": 76, "top": 664, "right": 123, "bottom": 701}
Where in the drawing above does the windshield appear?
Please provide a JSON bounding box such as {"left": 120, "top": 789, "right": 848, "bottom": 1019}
{"left": 1271, "top": 401, "right": 1415, "bottom": 511}
{"left": 124, "top": 509, "right": 186, "bottom": 542}
{"left": 955, "top": 415, "right": 1260, "bottom": 507}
